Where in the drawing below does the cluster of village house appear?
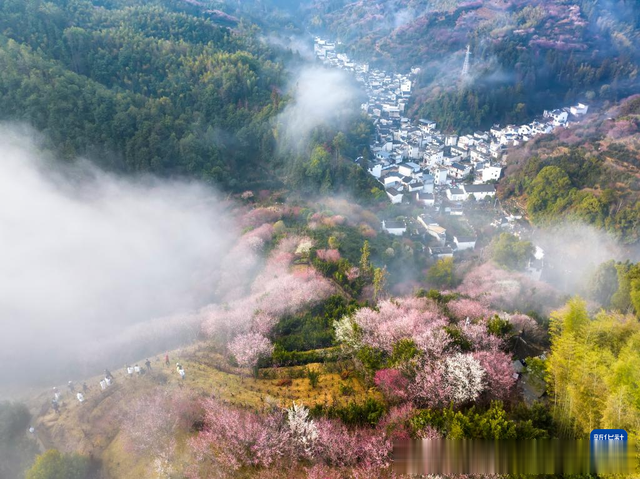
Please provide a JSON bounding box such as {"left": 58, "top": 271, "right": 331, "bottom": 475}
{"left": 314, "top": 38, "right": 588, "bottom": 259}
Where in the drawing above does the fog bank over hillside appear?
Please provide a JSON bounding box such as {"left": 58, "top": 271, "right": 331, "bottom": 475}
{"left": 277, "top": 66, "right": 361, "bottom": 150}
{"left": 533, "top": 222, "right": 640, "bottom": 295}
{"left": 0, "top": 126, "right": 238, "bottom": 389}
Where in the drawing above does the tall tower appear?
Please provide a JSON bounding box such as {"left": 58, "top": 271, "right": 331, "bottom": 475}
{"left": 461, "top": 44, "right": 471, "bottom": 79}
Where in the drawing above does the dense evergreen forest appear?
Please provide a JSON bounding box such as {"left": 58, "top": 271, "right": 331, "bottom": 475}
{"left": 0, "top": 0, "right": 284, "bottom": 186}
{"left": 0, "top": 0, "right": 382, "bottom": 199}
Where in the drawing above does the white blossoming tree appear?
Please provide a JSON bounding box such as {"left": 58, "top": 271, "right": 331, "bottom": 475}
{"left": 287, "top": 402, "right": 318, "bottom": 459}
{"left": 333, "top": 316, "right": 361, "bottom": 350}
{"left": 444, "top": 353, "right": 486, "bottom": 403}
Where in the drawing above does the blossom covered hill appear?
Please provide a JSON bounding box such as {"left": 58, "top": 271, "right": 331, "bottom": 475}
{"left": 15, "top": 197, "right": 640, "bottom": 478}
{"left": 18, "top": 200, "right": 550, "bottom": 477}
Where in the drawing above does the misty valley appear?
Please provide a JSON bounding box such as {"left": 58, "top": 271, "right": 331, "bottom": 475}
{"left": 0, "top": 0, "right": 639, "bottom": 478}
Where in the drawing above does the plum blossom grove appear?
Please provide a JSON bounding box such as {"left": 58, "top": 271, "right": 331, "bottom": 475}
{"left": 340, "top": 297, "right": 449, "bottom": 354}
{"left": 124, "top": 207, "right": 537, "bottom": 477}
{"left": 186, "top": 399, "right": 403, "bottom": 478}
{"left": 335, "top": 296, "right": 519, "bottom": 406}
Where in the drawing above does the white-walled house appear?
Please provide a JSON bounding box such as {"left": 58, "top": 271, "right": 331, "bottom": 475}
{"left": 570, "top": 103, "right": 588, "bottom": 116}
{"left": 447, "top": 187, "right": 466, "bottom": 202}
{"left": 444, "top": 135, "right": 458, "bottom": 146}
{"left": 531, "top": 122, "right": 553, "bottom": 136}
{"left": 424, "top": 148, "right": 444, "bottom": 167}
{"left": 544, "top": 109, "right": 568, "bottom": 126}
{"left": 526, "top": 246, "right": 545, "bottom": 281}
{"left": 383, "top": 174, "right": 403, "bottom": 186}
{"left": 449, "top": 162, "right": 471, "bottom": 179}
{"left": 417, "top": 215, "right": 446, "bottom": 246}
{"left": 434, "top": 168, "right": 448, "bottom": 185}
{"left": 463, "top": 183, "right": 496, "bottom": 200}
{"left": 382, "top": 219, "right": 407, "bottom": 236}
{"left": 416, "top": 192, "right": 435, "bottom": 207}
{"left": 453, "top": 235, "right": 477, "bottom": 251}
{"left": 368, "top": 164, "right": 383, "bottom": 178}
{"left": 450, "top": 145, "right": 469, "bottom": 159}
{"left": 405, "top": 181, "right": 424, "bottom": 193}
{"left": 398, "top": 162, "right": 420, "bottom": 177}
{"left": 422, "top": 174, "right": 435, "bottom": 194}
{"left": 418, "top": 119, "right": 436, "bottom": 132}
{"left": 386, "top": 187, "right": 404, "bottom": 204}
{"left": 481, "top": 165, "right": 502, "bottom": 182}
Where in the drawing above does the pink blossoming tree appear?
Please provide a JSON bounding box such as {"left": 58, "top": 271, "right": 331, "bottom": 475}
{"left": 448, "top": 298, "right": 495, "bottom": 321}
{"left": 374, "top": 369, "right": 410, "bottom": 402}
{"left": 121, "top": 388, "right": 201, "bottom": 456}
{"left": 316, "top": 249, "right": 341, "bottom": 262}
{"left": 229, "top": 333, "right": 273, "bottom": 370}
{"left": 473, "top": 350, "right": 517, "bottom": 400}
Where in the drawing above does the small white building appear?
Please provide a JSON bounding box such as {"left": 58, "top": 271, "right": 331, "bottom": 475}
{"left": 382, "top": 219, "right": 407, "bottom": 236}
{"left": 416, "top": 192, "right": 435, "bottom": 207}
{"left": 449, "top": 162, "right": 471, "bottom": 179}
{"left": 398, "top": 162, "right": 420, "bottom": 177}
{"left": 422, "top": 174, "right": 435, "bottom": 194}
{"left": 526, "top": 246, "right": 544, "bottom": 281}
{"left": 544, "top": 109, "right": 568, "bottom": 126}
{"left": 450, "top": 145, "right": 469, "bottom": 159}
{"left": 453, "top": 235, "right": 477, "bottom": 251}
{"left": 418, "top": 119, "right": 436, "bottom": 132}
{"left": 417, "top": 215, "right": 447, "bottom": 246}
{"left": 383, "top": 174, "right": 402, "bottom": 186}
{"left": 463, "top": 183, "right": 496, "bottom": 200}
{"left": 570, "top": 103, "right": 589, "bottom": 116}
{"left": 407, "top": 181, "right": 425, "bottom": 193}
{"left": 368, "top": 164, "right": 383, "bottom": 178}
{"left": 434, "top": 168, "right": 448, "bottom": 185}
{"left": 447, "top": 187, "right": 467, "bottom": 202}
{"left": 386, "top": 187, "right": 404, "bottom": 204}
{"left": 424, "top": 147, "right": 444, "bottom": 166}
{"left": 481, "top": 165, "right": 502, "bottom": 182}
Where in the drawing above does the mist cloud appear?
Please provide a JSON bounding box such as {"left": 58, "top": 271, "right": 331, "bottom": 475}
{"left": 277, "top": 66, "right": 360, "bottom": 150}
{"left": 262, "top": 33, "right": 315, "bottom": 60}
{"left": 393, "top": 8, "right": 418, "bottom": 29}
{"left": 0, "top": 126, "right": 238, "bottom": 389}
{"left": 533, "top": 222, "right": 639, "bottom": 295}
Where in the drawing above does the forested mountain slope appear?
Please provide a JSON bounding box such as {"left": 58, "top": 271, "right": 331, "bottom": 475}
{"left": 0, "top": 0, "right": 384, "bottom": 198}
{"left": 300, "top": 0, "right": 640, "bottom": 131}
{"left": 499, "top": 95, "right": 640, "bottom": 244}
{"left": 0, "top": 0, "right": 284, "bottom": 187}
